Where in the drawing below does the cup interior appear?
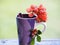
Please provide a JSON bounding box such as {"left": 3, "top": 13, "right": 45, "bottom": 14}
{"left": 17, "top": 13, "right": 36, "bottom": 18}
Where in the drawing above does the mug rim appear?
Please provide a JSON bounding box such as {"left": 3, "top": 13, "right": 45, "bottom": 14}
{"left": 16, "top": 13, "right": 36, "bottom": 19}
{"left": 16, "top": 16, "right": 36, "bottom": 19}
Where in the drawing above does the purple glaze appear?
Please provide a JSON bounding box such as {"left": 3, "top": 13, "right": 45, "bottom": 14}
{"left": 16, "top": 13, "right": 36, "bottom": 45}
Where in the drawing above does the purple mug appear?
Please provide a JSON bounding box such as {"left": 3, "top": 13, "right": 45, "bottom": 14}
{"left": 16, "top": 13, "right": 46, "bottom": 45}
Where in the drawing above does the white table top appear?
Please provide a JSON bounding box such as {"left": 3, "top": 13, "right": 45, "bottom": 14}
{"left": 0, "top": 39, "right": 60, "bottom": 45}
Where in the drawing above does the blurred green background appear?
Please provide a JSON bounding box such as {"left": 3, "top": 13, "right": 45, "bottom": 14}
{"left": 0, "top": 0, "right": 60, "bottom": 39}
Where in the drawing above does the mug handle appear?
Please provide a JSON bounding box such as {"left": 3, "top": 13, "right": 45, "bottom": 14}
{"left": 35, "top": 22, "right": 47, "bottom": 33}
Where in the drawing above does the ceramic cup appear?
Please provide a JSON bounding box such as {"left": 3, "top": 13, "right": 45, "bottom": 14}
{"left": 16, "top": 13, "right": 46, "bottom": 45}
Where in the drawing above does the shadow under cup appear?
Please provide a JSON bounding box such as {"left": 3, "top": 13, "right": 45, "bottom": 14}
{"left": 16, "top": 14, "right": 36, "bottom": 45}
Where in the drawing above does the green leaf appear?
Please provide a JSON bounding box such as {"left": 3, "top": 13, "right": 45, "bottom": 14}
{"left": 30, "top": 38, "right": 35, "bottom": 45}
{"left": 37, "top": 30, "right": 42, "bottom": 35}
{"left": 37, "top": 35, "right": 41, "bottom": 42}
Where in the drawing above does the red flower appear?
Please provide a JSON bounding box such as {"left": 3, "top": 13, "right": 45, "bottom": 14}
{"left": 26, "top": 8, "right": 32, "bottom": 13}
{"left": 33, "top": 8, "right": 38, "bottom": 14}
{"left": 30, "top": 5, "right": 37, "bottom": 9}
{"left": 31, "top": 29, "right": 38, "bottom": 38}
{"left": 36, "top": 16, "right": 41, "bottom": 22}
{"left": 38, "top": 14, "right": 47, "bottom": 22}
{"left": 26, "top": 4, "right": 47, "bottom": 22}
{"left": 38, "top": 4, "right": 46, "bottom": 11}
{"left": 28, "top": 13, "right": 34, "bottom": 17}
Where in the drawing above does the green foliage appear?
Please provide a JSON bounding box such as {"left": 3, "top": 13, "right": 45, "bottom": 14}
{"left": 37, "top": 30, "right": 42, "bottom": 35}
{"left": 30, "top": 38, "right": 35, "bottom": 45}
{"left": 30, "top": 30, "right": 42, "bottom": 45}
{"left": 37, "top": 35, "right": 41, "bottom": 42}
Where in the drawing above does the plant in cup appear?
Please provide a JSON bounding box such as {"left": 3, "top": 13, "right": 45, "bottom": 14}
{"left": 30, "top": 29, "right": 42, "bottom": 45}
{"left": 26, "top": 4, "right": 47, "bottom": 45}
{"left": 26, "top": 4, "right": 47, "bottom": 22}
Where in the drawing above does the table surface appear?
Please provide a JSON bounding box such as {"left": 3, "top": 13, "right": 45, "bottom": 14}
{"left": 0, "top": 39, "right": 60, "bottom": 45}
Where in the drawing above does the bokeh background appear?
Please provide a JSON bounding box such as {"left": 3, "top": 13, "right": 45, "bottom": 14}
{"left": 0, "top": 0, "right": 60, "bottom": 39}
